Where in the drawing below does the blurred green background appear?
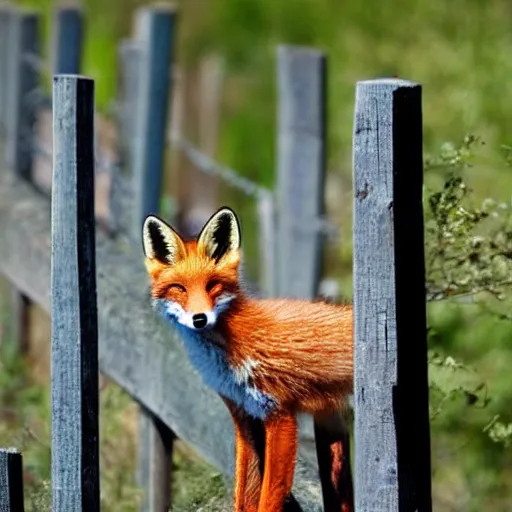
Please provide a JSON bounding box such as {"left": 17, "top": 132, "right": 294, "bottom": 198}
{"left": 3, "top": 0, "right": 512, "bottom": 510}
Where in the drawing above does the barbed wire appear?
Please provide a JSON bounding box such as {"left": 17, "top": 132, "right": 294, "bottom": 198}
{"left": 22, "top": 52, "right": 50, "bottom": 76}
{"left": 169, "top": 135, "right": 271, "bottom": 200}
{"left": 169, "top": 134, "right": 340, "bottom": 241}
{"left": 2, "top": 82, "right": 340, "bottom": 242}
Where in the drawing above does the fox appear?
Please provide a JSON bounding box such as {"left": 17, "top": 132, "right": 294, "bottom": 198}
{"left": 142, "top": 206, "right": 354, "bottom": 512}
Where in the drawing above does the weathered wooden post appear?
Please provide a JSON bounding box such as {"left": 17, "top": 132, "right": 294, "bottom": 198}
{"left": 276, "top": 43, "right": 337, "bottom": 507}
{"left": 117, "top": 39, "right": 141, "bottom": 176}
{"left": 0, "top": 3, "right": 14, "bottom": 159}
{"left": 276, "top": 45, "right": 327, "bottom": 299}
{"left": 256, "top": 190, "right": 277, "bottom": 297}
{"left": 52, "top": 4, "right": 83, "bottom": 74}
{"left": 0, "top": 448, "right": 24, "bottom": 512}
{"left": 131, "top": 5, "right": 178, "bottom": 511}
{"left": 2, "top": 2, "right": 18, "bottom": 169}
{"left": 352, "top": 78, "right": 432, "bottom": 511}
{"left": 51, "top": 74, "right": 100, "bottom": 511}
{"left": 107, "top": 39, "right": 141, "bottom": 236}
{"left": 6, "top": 8, "right": 39, "bottom": 181}
{"left": 131, "top": 3, "right": 177, "bottom": 236}
{"left": 3, "top": 7, "right": 40, "bottom": 358}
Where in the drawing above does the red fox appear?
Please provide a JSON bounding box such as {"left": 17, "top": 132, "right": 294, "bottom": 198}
{"left": 142, "top": 207, "right": 354, "bottom": 512}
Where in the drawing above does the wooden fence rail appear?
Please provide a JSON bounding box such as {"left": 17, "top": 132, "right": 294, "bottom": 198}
{"left": 0, "top": 2, "right": 432, "bottom": 511}
{"left": 0, "top": 167, "right": 324, "bottom": 511}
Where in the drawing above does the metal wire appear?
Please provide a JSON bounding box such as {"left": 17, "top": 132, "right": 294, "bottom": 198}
{"left": 5, "top": 91, "right": 340, "bottom": 242}
{"left": 169, "top": 135, "right": 270, "bottom": 200}
{"left": 170, "top": 134, "right": 340, "bottom": 241}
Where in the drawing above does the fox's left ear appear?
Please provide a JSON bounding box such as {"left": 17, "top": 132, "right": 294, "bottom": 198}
{"left": 197, "top": 207, "right": 241, "bottom": 263}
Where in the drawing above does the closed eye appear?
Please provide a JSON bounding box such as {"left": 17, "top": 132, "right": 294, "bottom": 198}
{"left": 206, "top": 280, "right": 221, "bottom": 293}
{"left": 168, "top": 283, "right": 186, "bottom": 293}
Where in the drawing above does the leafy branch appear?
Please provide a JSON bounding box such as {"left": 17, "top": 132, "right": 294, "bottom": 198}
{"left": 424, "top": 135, "right": 512, "bottom": 448}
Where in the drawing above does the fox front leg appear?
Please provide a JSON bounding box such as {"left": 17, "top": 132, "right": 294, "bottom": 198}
{"left": 224, "top": 399, "right": 265, "bottom": 511}
{"left": 258, "top": 412, "right": 298, "bottom": 512}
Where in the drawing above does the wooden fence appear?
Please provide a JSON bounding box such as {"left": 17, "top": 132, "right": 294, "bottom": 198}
{"left": 0, "top": 2, "right": 432, "bottom": 511}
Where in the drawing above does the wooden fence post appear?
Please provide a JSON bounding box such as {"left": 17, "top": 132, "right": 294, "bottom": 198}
{"left": 6, "top": 8, "right": 39, "bottom": 181}
{"left": 107, "top": 39, "right": 141, "bottom": 236}
{"left": 352, "top": 78, "right": 432, "bottom": 511}
{"left": 276, "top": 45, "right": 327, "bottom": 299}
{"left": 52, "top": 4, "right": 83, "bottom": 74}
{"left": 137, "top": 413, "right": 175, "bottom": 512}
{"left": 0, "top": 3, "right": 14, "bottom": 161}
{"left": 2, "top": 8, "right": 39, "bottom": 359}
{"left": 51, "top": 74, "right": 99, "bottom": 511}
{"left": 131, "top": 3, "right": 177, "bottom": 236}
{"left": 117, "top": 39, "right": 141, "bottom": 175}
{"left": 0, "top": 448, "right": 24, "bottom": 512}
{"left": 257, "top": 191, "right": 277, "bottom": 297}
{"left": 2, "top": 3, "right": 18, "bottom": 169}
{"left": 131, "top": 5, "right": 178, "bottom": 511}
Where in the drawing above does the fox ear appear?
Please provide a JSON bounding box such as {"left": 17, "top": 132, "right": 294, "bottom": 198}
{"left": 197, "top": 207, "right": 241, "bottom": 262}
{"left": 142, "top": 215, "right": 185, "bottom": 266}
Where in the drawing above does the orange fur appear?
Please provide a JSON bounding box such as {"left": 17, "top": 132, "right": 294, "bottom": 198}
{"left": 142, "top": 208, "right": 354, "bottom": 511}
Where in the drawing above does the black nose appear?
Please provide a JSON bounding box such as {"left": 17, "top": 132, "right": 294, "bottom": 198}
{"left": 192, "top": 313, "right": 208, "bottom": 329}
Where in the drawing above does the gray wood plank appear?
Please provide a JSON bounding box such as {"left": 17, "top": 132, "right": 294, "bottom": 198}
{"left": 0, "top": 448, "right": 24, "bottom": 512}
{"left": 352, "top": 78, "right": 432, "bottom": 512}
{"left": 276, "top": 45, "right": 326, "bottom": 299}
{"left": 0, "top": 171, "right": 323, "bottom": 512}
{"left": 51, "top": 74, "right": 99, "bottom": 511}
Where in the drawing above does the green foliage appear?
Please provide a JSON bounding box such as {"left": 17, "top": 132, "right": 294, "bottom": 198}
{"left": 425, "top": 136, "right": 512, "bottom": 302}
{"left": 179, "top": 0, "right": 512, "bottom": 191}
{"left": 423, "top": 138, "right": 512, "bottom": 508}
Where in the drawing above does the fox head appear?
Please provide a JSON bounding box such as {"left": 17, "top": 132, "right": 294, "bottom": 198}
{"left": 142, "top": 207, "right": 241, "bottom": 331}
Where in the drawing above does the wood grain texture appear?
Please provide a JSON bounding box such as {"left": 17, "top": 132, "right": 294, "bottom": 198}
{"left": 51, "top": 75, "right": 99, "bottom": 511}
{"left": 352, "top": 79, "right": 432, "bottom": 512}
{"left": 0, "top": 172, "right": 323, "bottom": 511}
{"left": 0, "top": 448, "right": 24, "bottom": 512}
{"left": 276, "top": 45, "right": 326, "bottom": 299}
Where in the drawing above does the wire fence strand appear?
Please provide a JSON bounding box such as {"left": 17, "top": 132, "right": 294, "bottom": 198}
{"left": 1, "top": 93, "right": 340, "bottom": 243}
